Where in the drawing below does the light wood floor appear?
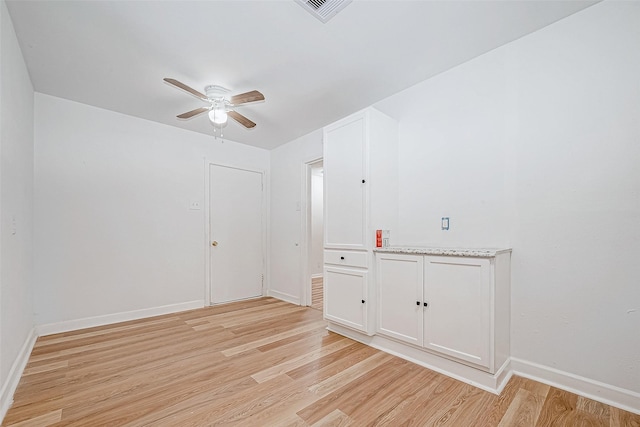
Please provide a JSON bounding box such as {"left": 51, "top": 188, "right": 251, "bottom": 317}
{"left": 311, "top": 276, "right": 323, "bottom": 311}
{"left": 4, "top": 298, "right": 639, "bottom": 426}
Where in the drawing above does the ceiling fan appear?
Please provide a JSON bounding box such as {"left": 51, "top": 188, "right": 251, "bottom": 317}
{"left": 164, "top": 78, "right": 264, "bottom": 129}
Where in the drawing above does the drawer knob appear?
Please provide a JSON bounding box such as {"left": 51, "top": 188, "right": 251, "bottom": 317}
{"left": 340, "top": 256, "right": 345, "bottom": 260}
{"left": 424, "top": 302, "right": 428, "bottom": 307}
{"left": 361, "top": 299, "right": 365, "bottom": 304}
{"left": 416, "top": 301, "right": 420, "bottom": 306}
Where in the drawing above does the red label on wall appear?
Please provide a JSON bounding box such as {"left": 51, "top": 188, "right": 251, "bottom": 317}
{"left": 376, "top": 230, "right": 382, "bottom": 247}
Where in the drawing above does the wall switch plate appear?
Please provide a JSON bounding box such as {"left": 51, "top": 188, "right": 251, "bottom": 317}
{"left": 441, "top": 217, "right": 450, "bottom": 230}
{"left": 190, "top": 200, "right": 201, "bottom": 210}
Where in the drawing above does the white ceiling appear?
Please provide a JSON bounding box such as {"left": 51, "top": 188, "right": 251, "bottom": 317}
{"left": 6, "top": 0, "right": 598, "bottom": 150}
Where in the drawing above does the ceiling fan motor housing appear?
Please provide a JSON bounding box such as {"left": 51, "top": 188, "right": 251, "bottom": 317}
{"left": 205, "top": 85, "right": 230, "bottom": 100}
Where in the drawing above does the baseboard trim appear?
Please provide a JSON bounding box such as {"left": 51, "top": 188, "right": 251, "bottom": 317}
{"left": 0, "top": 327, "right": 38, "bottom": 423}
{"left": 511, "top": 357, "right": 640, "bottom": 415}
{"left": 267, "top": 289, "right": 300, "bottom": 305}
{"left": 37, "top": 300, "right": 205, "bottom": 336}
{"left": 327, "top": 322, "right": 510, "bottom": 395}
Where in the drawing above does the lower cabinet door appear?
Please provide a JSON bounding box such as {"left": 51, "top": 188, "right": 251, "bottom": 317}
{"left": 377, "top": 253, "right": 423, "bottom": 346}
{"left": 324, "top": 266, "right": 367, "bottom": 332}
{"left": 423, "top": 256, "right": 492, "bottom": 369}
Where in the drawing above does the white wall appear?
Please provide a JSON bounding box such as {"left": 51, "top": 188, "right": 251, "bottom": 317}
{"left": 34, "top": 94, "right": 269, "bottom": 328}
{"left": 269, "top": 130, "right": 322, "bottom": 303}
{"left": 0, "top": 0, "right": 35, "bottom": 416}
{"left": 310, "top": 166, "right": 323, "bottom": 276}
{"left": 375, "top": 0, "right": 640, "bottom": 399}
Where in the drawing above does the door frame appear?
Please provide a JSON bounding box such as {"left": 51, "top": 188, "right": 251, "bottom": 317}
{"left": 300, "top": 156, "right": 323, "bottom": 307}
{"left": 204, "top": 162, "right": 267, "bottom": 306}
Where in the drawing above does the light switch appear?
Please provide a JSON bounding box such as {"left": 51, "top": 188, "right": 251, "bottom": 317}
{"left": 441, "top": 217, "right": 449, "bottom": 230}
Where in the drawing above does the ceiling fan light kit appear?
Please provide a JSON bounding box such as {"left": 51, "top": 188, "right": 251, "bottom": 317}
{"left": 208, "top": 107, "right": 228, "bottom": 127}
{"left": 164, "top": 78, "right": 264, "bottom": 133}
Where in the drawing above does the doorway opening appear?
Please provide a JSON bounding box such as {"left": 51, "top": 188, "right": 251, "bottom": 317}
{"left": 302, "top": 158, "right": 324, "bottom": 311}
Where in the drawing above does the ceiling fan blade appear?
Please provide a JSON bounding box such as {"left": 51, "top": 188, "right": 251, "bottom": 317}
{"left": 164, "top": 78, "right": 208, "bottom": 101}
{"left": 228, "top": 111, "right": 257, "bottom": 128}
{"left": 230, "top": 90, "right": 265, "bottom": 106}
{"left": 177, "top": 107, "right": 209, "bottom": 119}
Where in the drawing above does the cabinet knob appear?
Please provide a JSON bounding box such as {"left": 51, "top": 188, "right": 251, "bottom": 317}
{"left": 362, "top": 179, "right": 366, "bottom": 183}
{"left": 416, "top": 301, "right": 420, "bottom": 306}
{"left": 340, "top": 256, "right": 345, "bottom": 260}
{"left": 361, "top": 299, "right": 365, "bottom": 304}
{"left": 424, "top": 302, "right": 428, "bottom": 307}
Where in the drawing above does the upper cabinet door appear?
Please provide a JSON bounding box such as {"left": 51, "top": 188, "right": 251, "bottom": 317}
{"left": 324, "top": 114, "right": 368, "bottom": 249}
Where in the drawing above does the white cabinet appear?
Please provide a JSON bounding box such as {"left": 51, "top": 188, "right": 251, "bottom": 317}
{"left": 324, "top": 265, "right": 368, "bottom": 332}
{"left": 376, "top": 250, "right": 510, "bottom": 374}
{"left": 323, "top": 116, "right": 367, "bottom": 249}
{"left": 323, "top": 108, "right": 398, "bottom": 335}
{"left": 423, "top": 256, "right": 492, "bottom": 368}
{"left": 377, "top": 253, "right": 424, "bottom": 346}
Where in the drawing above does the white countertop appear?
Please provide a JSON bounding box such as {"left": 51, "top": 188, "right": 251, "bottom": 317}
{"left": 373, "top": 246, "right": 511, "bottom": 258}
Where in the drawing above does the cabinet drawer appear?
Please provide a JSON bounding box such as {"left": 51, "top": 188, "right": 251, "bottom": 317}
{"left": 324, "top": 250, "right": 368, "bottom": 268}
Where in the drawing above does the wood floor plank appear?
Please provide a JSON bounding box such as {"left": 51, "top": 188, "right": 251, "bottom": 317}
{"left": 371, "top": 369, "right": 441, "bottom": 426}
{"left": 34, "top": 316, "right": 181, "bottom": 348}
{"left": 306, "top": 351, "right": 392, "bottom": 396}
{"left": 610, "top": 406, "right": 640, "bottom": 426}
{"left": 311, "top": 277, "right": 323, "bottom": 311}
{"left": 498, "top": 388, "right": 546, "bottom": 426}
{"left": 298, "top": 356, "right": 412, "bottom": 424}
{"left": 470, "top": 375, "right": 527, "bottom": 427}
{"left": 4, "top": 297, "right": 639, "bottom": 427}
{"left": 286, "top": 342, "right": 366, "bottom": 380}
{"left": 222, "top": 319, "right": 327, "bottom": 356}
{"left": 252, "top": 337, "right": 352, "bottom": 383}
{"left": 535, "top": 387, "right": 579, "bottom": 426}
{"left": 5, "top": 409, "right": 61, "bottom": 427}
{"left": 347, "top": 362, "right": 440, "bottom": 425}
{"left": 422, "top": 382, "right": 487, "bottom": 426}
{"left": 311, "top": 409, "right": 353, "bottom": 426}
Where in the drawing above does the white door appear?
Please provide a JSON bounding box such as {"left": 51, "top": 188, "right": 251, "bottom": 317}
{"left": 210, "top": 164, "right": 264, "bottom": 304}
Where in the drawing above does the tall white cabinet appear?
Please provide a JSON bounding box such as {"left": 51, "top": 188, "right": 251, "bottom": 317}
{"left": 322, "top": 108, "right": 398, "bottom": 335}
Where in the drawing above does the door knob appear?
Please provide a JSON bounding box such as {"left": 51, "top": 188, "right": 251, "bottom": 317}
{"left": 212, "top": 241, "right": 219, "bottom": 247}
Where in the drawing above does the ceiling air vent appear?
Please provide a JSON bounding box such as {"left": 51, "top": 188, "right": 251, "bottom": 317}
{"left": 295, "top": 0, "right": 353, "bottom": 23}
